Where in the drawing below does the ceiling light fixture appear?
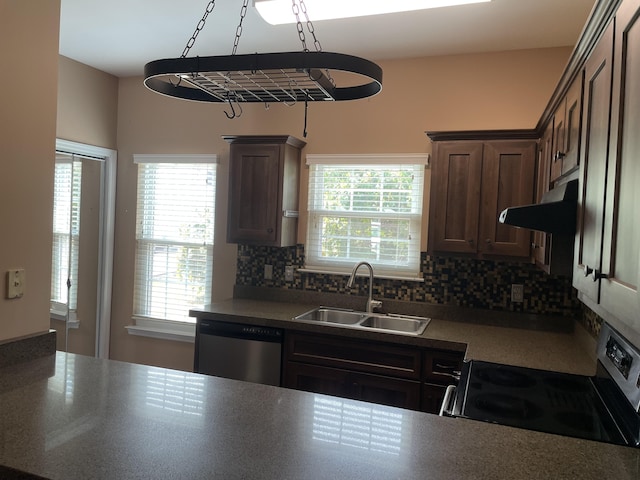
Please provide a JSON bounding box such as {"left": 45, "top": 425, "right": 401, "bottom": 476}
{"left": 144, "top": 0, "right": 383, "bottom": 136}
{"left": 254, "top": 0, "right": 491, "bottom": 25}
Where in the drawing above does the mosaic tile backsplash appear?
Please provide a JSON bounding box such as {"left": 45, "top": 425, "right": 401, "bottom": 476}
{"left": 235, "top": 244, "right": 581, "bottom": 317}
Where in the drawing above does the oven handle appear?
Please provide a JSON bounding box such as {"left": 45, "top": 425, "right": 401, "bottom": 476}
{"left": 438, "top": 384, "right": 457, "bottom": 417}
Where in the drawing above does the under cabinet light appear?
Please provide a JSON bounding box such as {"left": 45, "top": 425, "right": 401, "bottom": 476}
{"left": 254, "top": 0, "right": 491, "bottom": 25}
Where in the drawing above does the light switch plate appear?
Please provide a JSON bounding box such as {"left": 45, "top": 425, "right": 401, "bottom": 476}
{"left": 7, "top": 269, "right": 25, "bottom": 299}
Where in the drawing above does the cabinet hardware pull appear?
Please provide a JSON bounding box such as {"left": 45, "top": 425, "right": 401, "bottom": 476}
{"left": 435, "top": 363, "right": 456, "bottom": 370}
{"left": 267, "top": 228, "right": 274, "bottom": 233}
{"left": 584, "top": 265, "right": 593, "bottom": 277}
{"left": 467, "top": 239, "right": 474, "bottom": 244}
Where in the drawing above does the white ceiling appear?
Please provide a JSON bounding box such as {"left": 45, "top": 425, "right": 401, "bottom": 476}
{"left": 59, "top": 0, "right": 597, "bottom": 78}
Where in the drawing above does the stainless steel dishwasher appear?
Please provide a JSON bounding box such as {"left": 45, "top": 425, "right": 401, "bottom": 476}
{"left": 194, "top": 319, "right": 283, "bottom": 386}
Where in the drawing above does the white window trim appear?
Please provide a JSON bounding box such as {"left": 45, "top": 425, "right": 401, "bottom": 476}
{"left": 127, "top": 154, "right": 217, "bottom": 342}
{"left": 305, "top": 154, "right": 428, "bottom": 280}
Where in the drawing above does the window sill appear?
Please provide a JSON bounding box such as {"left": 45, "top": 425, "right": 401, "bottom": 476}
{"left": 298, "top": 267, "right": 424, "bottom": 282}
{"left": 126, "top": 317, "right": 195, "bottom": 343}
{"left": 50, "top": 309, "right": 80, "bottom": 329}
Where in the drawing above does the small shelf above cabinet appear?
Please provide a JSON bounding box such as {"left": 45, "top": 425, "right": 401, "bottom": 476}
{"left": 224, "top": 135, "right": 306, "bottom": 246}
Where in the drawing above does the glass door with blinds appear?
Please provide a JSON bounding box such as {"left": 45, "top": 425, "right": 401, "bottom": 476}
{"left": 51, "top": 140, "right": 116, "bottom": 358}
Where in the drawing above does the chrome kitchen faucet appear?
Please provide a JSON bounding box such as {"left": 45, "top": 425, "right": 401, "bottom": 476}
{"left": 347, "top": 261, "right": 382, "bottom": 313}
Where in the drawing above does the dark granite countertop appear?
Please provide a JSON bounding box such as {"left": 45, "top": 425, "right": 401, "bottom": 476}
{"left": 190, "top": 298, "right": 596, "bottom": 375}
{"left": 0, "top": 352, "right": 638, "bottom": 479}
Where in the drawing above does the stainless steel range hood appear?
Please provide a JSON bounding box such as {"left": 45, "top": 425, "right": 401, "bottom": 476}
{"left": 498, "top": 179, "right": 578, "bottom": 234}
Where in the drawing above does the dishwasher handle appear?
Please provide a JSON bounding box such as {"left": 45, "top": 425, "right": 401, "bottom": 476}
{"left": 438, "top": 385, "right": 457, "bottom": 417}
{"left": 198, "top": 320, "right": 283, "bottom": 343}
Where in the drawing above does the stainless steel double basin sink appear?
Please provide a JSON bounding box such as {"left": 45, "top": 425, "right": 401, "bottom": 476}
{"left": 293, "top": 307, "right": 430, "bottom": 336}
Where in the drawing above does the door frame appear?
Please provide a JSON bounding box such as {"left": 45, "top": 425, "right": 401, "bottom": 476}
{"left": 55, "top": 139, "right": 117, "bottom": 359}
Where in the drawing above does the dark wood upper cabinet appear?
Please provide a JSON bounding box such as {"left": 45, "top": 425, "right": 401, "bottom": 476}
{"left": 428, "top": 136, "right": 536, "bottom": 259}
{"left": 550, "top": 75, "right": 584, "bottom": 183}
{"left": 598, "top": 0, "right": 640, "bottom": 332}
{"left": 225, "top": 135, "right": 305, "bottom": 246}
{"left": 429, "top": 141, "right": 483, "bottom": 254}
{"left": 573, "top": 23, "right": 614, "bottom": 303}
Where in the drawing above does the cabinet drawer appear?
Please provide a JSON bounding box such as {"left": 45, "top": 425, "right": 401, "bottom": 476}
{"left": 423, "top": 350, "right": 464, "bottom": 383}
{"left": 284, "top": 362, "right": 421, "bottom": 411}
{"left": 285, "top": 332, "right": 421, "bottom": 380}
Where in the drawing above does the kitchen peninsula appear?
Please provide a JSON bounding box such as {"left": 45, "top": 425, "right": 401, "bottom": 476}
{"left": 2, "top": 301, "right": 638, "bottom": 479}
{"left": 0, "top": 351, "right": 638, "bottom": 480}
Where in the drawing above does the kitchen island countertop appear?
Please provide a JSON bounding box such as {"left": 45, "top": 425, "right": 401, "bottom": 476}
{"left": 1, "top": 351, "right": 638, "bottom": 480}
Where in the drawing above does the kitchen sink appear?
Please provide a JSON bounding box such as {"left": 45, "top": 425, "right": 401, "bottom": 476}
{"left": 294, "top": 307, "right": 367, "bottom": 325}
{"left": 359, "top": 314, "right": 429, "bottom": 335}
{"left": 293, "top": 307, "right": 430, "bottom": 336}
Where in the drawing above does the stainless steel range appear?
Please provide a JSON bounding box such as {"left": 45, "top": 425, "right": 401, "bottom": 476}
{"left": 441, "top": 323, "right": 640, "bottom": 447}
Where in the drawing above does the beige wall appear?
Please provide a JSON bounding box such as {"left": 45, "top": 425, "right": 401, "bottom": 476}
{"left": 110, "top": 46, "right": 571, "bottom": 369}
{"left": 0, "top": 0, "right": 60, "bottom": 342}
{"left": 56, "top": 56, "right": 119, "bottom": 149}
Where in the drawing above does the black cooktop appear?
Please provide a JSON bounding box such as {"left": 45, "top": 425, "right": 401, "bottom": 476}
{"left": 454, "top": 361, "right": 627, "bottom": 445}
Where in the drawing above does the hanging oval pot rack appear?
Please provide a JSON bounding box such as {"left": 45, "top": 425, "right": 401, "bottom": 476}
{"left": 143, "top": 0, "right": 382, "bottom": 105}
{"left": 144, "top": 51, "right": 383, "bottom": 104}
{"left": 142, "top": 0, "right": 383, "bottom": 135}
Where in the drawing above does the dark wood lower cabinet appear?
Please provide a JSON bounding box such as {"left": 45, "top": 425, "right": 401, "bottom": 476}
{"left": 283, "top": 332, "right": 464, "bottom": 414}
{"left": 421, "top": 383, "right": 448, "bottom": 414}
{"left": 284, "top": 362, "right": 421, "bottom": 410}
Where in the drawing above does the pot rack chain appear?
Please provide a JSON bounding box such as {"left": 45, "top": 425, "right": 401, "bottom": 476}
{"left": 292, "top": 0, "right": 321, "bottom": 53}
{"left": 292, "top": 0, "right": 333, "bottom": 136}
{"left": 231, "top": 0, "right": 249, "bottom": 56}
{"left": 292, "top": 0, "right": 335, "bottom": 88}
{"left": 181, "top": 0, "right": 216, "bottom": 58}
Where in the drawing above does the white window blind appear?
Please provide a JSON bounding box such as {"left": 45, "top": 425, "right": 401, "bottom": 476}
{"left": 51, "top": 153, "right": 82, "bottom": 314}
{"left": 306, "top": 154, "right": 427, "bottom": 278}
{"left": 133, "top": 155, "right": 216, "bottom": 323}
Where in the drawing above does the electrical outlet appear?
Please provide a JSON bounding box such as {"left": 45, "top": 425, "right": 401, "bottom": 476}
{"left": 511, "top": 284, "right": 524, "bottom": 303}
{"left": 285, "top": 266, "right": 294, "bottom": 282}
{"left": 264, "top": 264, "right": 273, "bottom": 280}
{"left": 6, "top": 269, "right": 26, "bottom": 299}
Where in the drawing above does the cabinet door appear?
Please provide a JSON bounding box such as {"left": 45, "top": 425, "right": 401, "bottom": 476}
{"left": 562, "top": 75, "right": 584, "bottom": 176}
{"left": 227, "top": 144, "right": 281, "bottom": 244}
{"left": 283, "top": 361, "right": 351, "bottom": 398}
{"left": 574, "top": 24, "right": 614, "bottom": 303}
{"left": 480, "top": 140, "right": 536, "bottom": 257}
{"left": 533, "top": 123, "right": 553, "bottom": 268}
{"left": 550, "top": 76, "right": 583, "bottom": 182}
{"left": 430, "top": 142, "right": 483, "bottom": 253}
{"left": 421, "top": 383, "right": 447, "bottom": 414}
{"left": 600, "top": 0, "right": 640, "bottom": 331}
